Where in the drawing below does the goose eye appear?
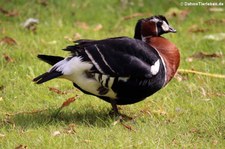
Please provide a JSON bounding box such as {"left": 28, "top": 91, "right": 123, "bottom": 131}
{"left": 157, "top": 21, "right": 163, "bottom": 25}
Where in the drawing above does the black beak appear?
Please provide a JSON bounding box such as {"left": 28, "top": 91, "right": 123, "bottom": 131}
{"left": 169, "top": 26, "right": 176, "bottom": 33}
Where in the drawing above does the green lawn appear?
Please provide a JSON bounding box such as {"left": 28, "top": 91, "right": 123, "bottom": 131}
{"left": 0, "top": 0, "right": 224, "bottom": 148}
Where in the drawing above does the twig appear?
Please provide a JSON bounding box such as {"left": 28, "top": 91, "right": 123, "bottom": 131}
{"left": 178, "top": 69, "right": 225, "bottom": 79}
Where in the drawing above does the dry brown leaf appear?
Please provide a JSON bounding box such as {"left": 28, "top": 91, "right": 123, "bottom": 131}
{"left": 188, "top": 24, "right": 208, "bottom": 33}
{"left": 140, "top": 109, "right": 151, "bottom": 115}
{"left": 74, "top": 21, "right": 89, "bottom": 30}
{"left": 64, "top": 123, "right": 76, "bottom": 134}
{"left": 73, "top": 33, "right": 81, "bottom": 40}
{"left": 38, "top": 0, "right": 48, "bottom": 6}
{"left": 0, "top": 36, "right": 17, "bottom": 45}
{"left": 48, "top": 87, "right": 67, "bottom": 95}
{"left": 212, "top": 139, "right": 218, "bottom": 145}
{"left": 205, "top": 19, "right": 225, "bottom": 25}
{"left": 3, "top": 54, "right": 14, "bottom": 63}
{"left": 93, "top": 24, "right": 103, "bottom": 31}
{"left": 15, "top": 145, "right": 27, "bottom": 149}
{"left": 121, "top": 122, "right": 136, "bottom": 131}
{"left": 152, "top": 109, "right": 167, "bottom": 115}
{"left": 189, "top": 52, "right": 223, "bottom": 59}
{"left": 5, "top": 10, "right": 19, "bottom": 17}
{"left": 61, "top": 97, "right": 76, "bottom": 108}
{"left": 165, "top": 8, "right": 190, "bottom": 20}
{"left": 64, "top": 33, "right": 81, "bottom": 42}
{"left": 189, "top": 128, "right": 200, "bottom": 134}
{"left": 123, "top": 12, "right": 152, "bottom": 20}
{"left": 0, "top": 7, "right": 19, "bottom": 17}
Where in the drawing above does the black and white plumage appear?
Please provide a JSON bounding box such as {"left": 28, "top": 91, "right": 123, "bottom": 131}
{"left": 34, "top": 38, "right": 165, "bottom": 104}
{"left": 33, "top": 15, "right": 180, "bottom": 114}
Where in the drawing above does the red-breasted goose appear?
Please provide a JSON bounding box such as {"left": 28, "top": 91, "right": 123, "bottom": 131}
{"left": 33, "top": 15, "right": 180, "bottom": 115}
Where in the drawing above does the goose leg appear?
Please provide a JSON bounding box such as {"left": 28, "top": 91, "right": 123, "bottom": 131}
{"left": 110, "top": 99, "right": 120, "bottom": 115}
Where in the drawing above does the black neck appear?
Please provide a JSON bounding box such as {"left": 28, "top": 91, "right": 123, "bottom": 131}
{"left": 134, "top": 20, "right": 142, "bottom": 40}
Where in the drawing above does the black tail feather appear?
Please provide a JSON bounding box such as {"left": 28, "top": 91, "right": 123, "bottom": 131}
{"left": 37, "top": 55, "right": 64, "bottom": 65}
{"left": 33, "top": 71, "right": 62, "bottom": 84}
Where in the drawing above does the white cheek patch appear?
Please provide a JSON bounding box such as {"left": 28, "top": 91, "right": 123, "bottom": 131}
{"left": 161, "top": 21, "right": 169, "bottom": 31}
{"left": 151, "top": 59, "right": 160, "bottom": 75}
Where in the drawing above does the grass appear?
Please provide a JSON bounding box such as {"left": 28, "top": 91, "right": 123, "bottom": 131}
{"left": 0, "top": 0, "right": 224, "bottom": 148}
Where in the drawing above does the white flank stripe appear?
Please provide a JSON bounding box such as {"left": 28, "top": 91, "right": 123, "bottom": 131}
{"left": 95, "top": 45, "right": 116, "bottom": 73}
{"left": 85, "top": 48, "right": 104, "bottom": 73}
{"left": 118, "top": 77, "right": 129, "bottom": 82}
{"left": 101, "top": 75, "right": 108, "bottom": 86}
{"left": 107, "top": 77, "right": 115, "bottom": 88}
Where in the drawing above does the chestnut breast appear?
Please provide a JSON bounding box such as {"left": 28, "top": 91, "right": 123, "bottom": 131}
{"left": 146, "top": 36, "right": 180, "bottom": 84}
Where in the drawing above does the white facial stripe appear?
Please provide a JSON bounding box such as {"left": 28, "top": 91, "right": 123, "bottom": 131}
{"left": 151, "top": 17, "right": 159, "bottom": 23}
{"left": 161, "top": 21, "right": 169, "bottom": 31}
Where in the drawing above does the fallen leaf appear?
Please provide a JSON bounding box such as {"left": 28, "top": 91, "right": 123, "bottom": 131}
{"left": 0, "top": 97, "right": 3, "bottom": 101}
{"left": 22, "top": 18, "right": 39, "bottom": 32}
{"left": 212, "top": 139, "right": 218, "bottom": 145}
{"left": 0, "top": 36, "right": 17, "bottom": 45}
{"left": 204, "top": 19, "right": 225, "bottom": 25}
{"left": 15, "top": 145, "right": 27, "bottom": 149}
{"left": 74, "top": 21, "right": 89, "bottom": 30}
{"left": 152, "top": 109, "right": 167, "bottom": 115}
{"left": 64, "top": 123, "right": 76, "bottom": 134}
{"left": 189, "top": 52, "right": 223, "bottom": 59}
{"left": 73, "top": 33, "right": 81, "bottom": 40}
{"left": 61, "top": 97, "right": 76, "bottom": 108}
{"left": 209, "top": 7, "right": 224, "bottom": 12}
{"left": 49, "top": 87, "right": 67, "bottom": 95}
{"left": 0, "top": 7, "right": 19, "bottom": 17}
{"left": 140, "top": 109, "right": 151, "bottom": 115}
{"left": 165, "top": 8, "right": 190, "bottom": 20}
{"left": 5, "top": 9, "right": 19, "bottom": 17}
{"left": 52, "top": 131, "right": 61, "bottom": 136}
{"left": 38, "top": 0, "right": 48, "bottom": 6}
{"left": 93, "top": 24, "right": 103, "bottom": 31}
{"left": 121, "top": 122, "right": 135, "bottom": 131}
{"left": 0, "top": 7, "right": 7, "bottom": 14}
{"left": 64, "top": 33, "right": 81, "bottom": 42}
{"left": 188, "top": 24, "right": 208, "bottom": 33}
{"left": 3, "top": 54, "right": 14, "bottom": 63}
{"left": 189, "top": 128, "right": 200, "bottom": 134}
{"left": 123, "top": 12, "right": 152, "bottom": 20}
{"left": 203, "top": 33, "right": 225, "bottom": 41}
{"left": 0, "top": 133, "right": 5, "bottom": 138}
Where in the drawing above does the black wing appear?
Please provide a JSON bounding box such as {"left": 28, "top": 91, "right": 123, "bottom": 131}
{"left": 64, "top": 37, "right": 161, "bottom": 78}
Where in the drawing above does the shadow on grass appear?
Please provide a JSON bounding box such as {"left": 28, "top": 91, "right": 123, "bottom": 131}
{"left": 5, "top": 108, "right": 116, "bottom": 129}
